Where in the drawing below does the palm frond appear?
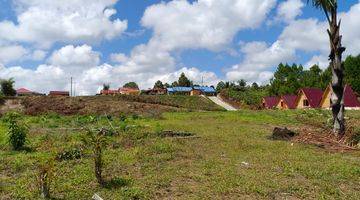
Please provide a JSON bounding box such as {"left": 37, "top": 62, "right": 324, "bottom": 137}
{"left": 308, "top": 0, "right": 337, "bottom": 11}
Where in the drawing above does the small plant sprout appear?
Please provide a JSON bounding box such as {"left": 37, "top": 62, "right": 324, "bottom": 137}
{"left": 82, "top": 127, "right": 109, "bottom": 186}
{"left": 37, "top": 158, "right": 55, "bottom": 199}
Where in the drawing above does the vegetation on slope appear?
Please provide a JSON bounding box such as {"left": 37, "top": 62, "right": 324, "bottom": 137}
{"left": 20, "top": 95, "right": 224, "bottom": 116}
{"left": 0, "top": 110, "right": 359, "bottom": 199}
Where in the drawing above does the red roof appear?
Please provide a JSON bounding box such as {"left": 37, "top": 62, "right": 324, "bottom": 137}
{"left": 100, "top": 90, "right": 120, "bottom": 95}
{"left": 16, "top": 88, "right": 32, "bottom": 93}
{"left": 344, "top": 85, "right": 360, "bottom": 107}
{"left": 300, "top": 88, "right": 324, "bottom": 108}
{"left": 263, "top": 96, "right": 280, "bottom": 109}
{"left": 282, "top": 94, "right": 298, "bottom": 109}
{"left": 120, "top": 87, "right": 139, "bottom": 92}
{"left": 49, "top": 91, "right": 69, "bottom": 95}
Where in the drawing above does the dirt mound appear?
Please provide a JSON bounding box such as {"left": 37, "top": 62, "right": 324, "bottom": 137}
{"left": 21, "top": 96, "right": 181, "bottom": 117}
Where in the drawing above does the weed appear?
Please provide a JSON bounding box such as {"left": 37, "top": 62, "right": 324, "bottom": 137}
{"left": 37, "top": 159, "right": 55, "bottom": 199}
{"left": 349, "top": 127, "right": 360, "bottom": 147}
{"left": 82, "top": 128, "right": 109, "bottom": 186}
{"left": 56, "top": 147, "right": 83, "bottom": 161}
{"left": 120, "top": 187, "right": 145, "bottom": 200}
{"left": 3, "top": 112, "right": 28, "bottom": 150}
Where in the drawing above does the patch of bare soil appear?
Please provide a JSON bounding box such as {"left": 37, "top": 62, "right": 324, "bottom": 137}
{"left": 292, "top": 126, "right": 358, "bottom": 153}
{"left": 21, "top": 96, "right": 182, "bottom": 117}
{"left": 0, "top": 98, "right": 24, "bottom": 114}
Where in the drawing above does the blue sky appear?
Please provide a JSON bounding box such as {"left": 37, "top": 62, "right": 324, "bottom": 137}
{"left": 0, "top": 0, "right": 359, "bottom": 95}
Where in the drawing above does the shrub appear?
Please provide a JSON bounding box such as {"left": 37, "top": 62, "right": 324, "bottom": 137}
{"left": 56, "top": 148, "right": 83, "bottom": 161}
{"left": 82, "top": 128, "right": 109, "bottom": 186}
{"left": 349, "top": 127, "right": 360, "bottom": 147}
{"left": 4, "top": 112, "right": 28, "bottom": 150}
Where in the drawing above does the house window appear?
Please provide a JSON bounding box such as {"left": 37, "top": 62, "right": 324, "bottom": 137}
{"left": 281, "top": 101, "right": 284, "bottom": 107}
{"left": 303, "top": 99, "right": 309, "bottom": 107}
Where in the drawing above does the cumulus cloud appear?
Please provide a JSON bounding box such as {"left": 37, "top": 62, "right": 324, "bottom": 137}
{"left": 0, "top": 45, "right": 28, "bottom": 64}
{"left": 0, "top": 0, "right": 128, "bottom": 48}
{"left": 142, "top": 0, "right": 276, "bottom": 51}
{"left": 274, "top": 0, "right": 304, "bottom": 23}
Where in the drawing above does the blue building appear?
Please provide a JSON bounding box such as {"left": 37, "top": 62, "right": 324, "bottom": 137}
{"left": 167, "top": 86, "right": 216, "bottom": 96}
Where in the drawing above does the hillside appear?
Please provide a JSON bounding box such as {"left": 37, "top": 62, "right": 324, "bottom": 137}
{"left": 18, "top": 95, "right": 224, "bottom": 116}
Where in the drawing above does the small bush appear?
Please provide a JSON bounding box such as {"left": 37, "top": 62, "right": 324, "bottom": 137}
{"left": 4, "top": 112, "right": 28, "bottom": 150}
{"left": 349, "top": 127, "right": 360, "bottom": 147}
{"left": 56, "top": 148, "right": 83, "bottom": 161}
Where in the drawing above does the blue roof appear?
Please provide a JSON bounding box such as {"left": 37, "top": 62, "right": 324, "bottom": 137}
{"left": 167, "top": 87, "right": 193, "bottom": 92}
{"left": 193, "top": 86, "right": 216, "bottom": 93}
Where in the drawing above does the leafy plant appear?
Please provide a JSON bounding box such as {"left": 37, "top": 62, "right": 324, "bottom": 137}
{"left": 4, "top": 112, "right": 28, "bottom": 150}
{"left": 56, "top": 147, "right": 83, "bottom": 161}
{"left": 82, "top": 128, "right": 109, "bottom": 186}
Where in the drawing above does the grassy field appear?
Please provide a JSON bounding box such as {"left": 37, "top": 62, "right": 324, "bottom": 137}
{"left": 0, "top": 110, "right": 359, "bottom": 199}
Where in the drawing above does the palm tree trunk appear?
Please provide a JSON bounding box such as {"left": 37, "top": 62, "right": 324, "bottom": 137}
{"left": 328, "top": 7, "right": 346, "bottom": 136}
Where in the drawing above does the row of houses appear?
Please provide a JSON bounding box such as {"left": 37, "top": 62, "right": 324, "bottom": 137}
{"left": 16, "top": 88, "right": 70, "bottom": 97}
{"left": 101, "top": 86, "right": 217, "bottom": 96}
{"left": 263, "top": 85, "right": 360, "bottom": 110}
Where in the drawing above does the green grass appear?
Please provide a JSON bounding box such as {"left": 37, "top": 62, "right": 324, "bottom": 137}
{"left": 0, "top": 110, "right": 359, "bottom": 199}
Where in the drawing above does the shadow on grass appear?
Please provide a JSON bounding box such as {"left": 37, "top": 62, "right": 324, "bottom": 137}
{"left": 103, "top": 177, "right": 132, "bottom": 189}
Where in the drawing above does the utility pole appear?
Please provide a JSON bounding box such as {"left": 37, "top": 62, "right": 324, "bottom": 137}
{"left": 201, "top": 76, "right": 204, "bottom": 86}
{"left": 70, "top": 77, "right": 73, "bottom": 97}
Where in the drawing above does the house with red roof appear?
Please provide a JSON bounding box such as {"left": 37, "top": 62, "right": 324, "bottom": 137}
{"left": 119, "top": 87, "right": 140, "bottom": 95}
{"left": 320, "top": 85, "right": 360, "bottom": 109}
{"left": 295, "top": 88, "right": 324, "bottom": 109}
{"left": 100, "top": 89, "right": 120, "bottom": 95}
{"left": 276, "top": 94, "right": 298, "bottom": 110}
{"left": 262, "top": 96, "right": 280, "bottom": 109}
{"left": 49, "top": 91, "right": 70, "bottom": 96}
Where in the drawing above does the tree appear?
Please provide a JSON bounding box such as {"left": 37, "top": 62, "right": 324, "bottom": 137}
{"left": 171, "top": 81, "right": 178, "bottom": 87}
{"left": 103, "top": 84, "right": 110, "bottom": 90}
{"left": 1, "top": 78, "right": 16, "bottom": 96}
{"left": 216, "top": 81, "right": 226, "bottom": 93}
{"left": 177, "top": 73, "right": 192, "bottom": 87}
{"left": 123, "top": 82, "right": 139, "bottom": 89}
{"left": 309, "top": 0, "right": 346, "bottom": 135}
{"left": 344, "top": 55, "right": 360, "bottom": 94}
{"left": 252, "top": 82, "right": 259, "bottom": 90}
{"left": 153, "top": 80, "right": 164, "bottom": 89}
{"left": 164, "top": 83, "right": 171, "bottom": 88}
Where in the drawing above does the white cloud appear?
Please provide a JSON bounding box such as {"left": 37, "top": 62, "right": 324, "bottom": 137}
{"left": 48, "top": 45, "right": 100, "bottom": 68}
{"left": 274, "top": 0, "right": 304, "bottom": 23}
{"left": 110, "top": 53, "right": 128, "bottom": 63}
{"left": 31, "top": 50, "right": 47, "bottom": 61}
{"left": 0, "top": 0, "right": 128, "bottom": 48}
{"left": 142, "top": 0, "right": 276, "bottom": 52}
{"left": 0, "top": 45, "right": 28, "bottom": 64}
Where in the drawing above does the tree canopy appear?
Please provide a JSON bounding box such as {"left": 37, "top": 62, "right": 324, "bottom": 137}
{"left": 344, "top": 54, "right": 360, "bottom": 94}
{"left": 177, "top": 73, "right": 193, "bottom": 87}
{"left": 123, "top": 82, "right": 139, "bottom": 89}
{"left": 268, "top": 63, "right": 331, "bottom": 96}
{"left": 153, "top": 80, "right": 164, "bottom": 89}
{"left": 1, "top": 78, "right": 17, "bottom": 96}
